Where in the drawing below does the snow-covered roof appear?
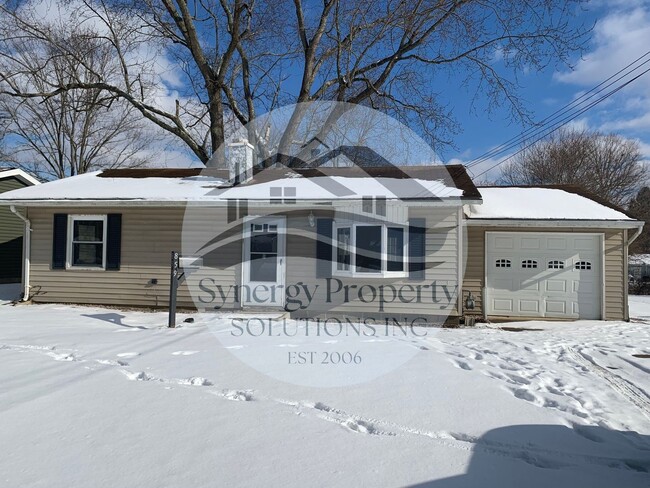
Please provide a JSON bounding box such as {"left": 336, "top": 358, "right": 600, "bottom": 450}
{"left": 465, "top": 187, "right": 633, "bottom": 221}
{"left": 0, "top": 171, "right": 224, "bottom": 203}
{"left": 0, "top": 168, "right": 467, "bottom": 205}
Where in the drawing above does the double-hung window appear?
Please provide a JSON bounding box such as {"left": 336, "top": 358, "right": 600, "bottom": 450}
{"left": 334, "top": 223, "right": 408, "bottom": 277}
{"left": 68, "top": 215, "right": 107, "bottom": 269}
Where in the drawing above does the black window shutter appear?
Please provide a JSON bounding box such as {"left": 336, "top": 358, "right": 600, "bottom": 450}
{"left": 408, "top": 218, "right": 426, "bottom": 280}
{"left": 52, "top": 214, "right": 68, "bottom": 269}
{"left": 106, "top": 214, "right": 122, "bottom": 270}
{"left": 316, "top": 218, "right": 333, "bottom": 279}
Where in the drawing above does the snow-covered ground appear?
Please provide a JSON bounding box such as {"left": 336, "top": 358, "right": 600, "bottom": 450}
{"left": 1, "top": 286, "right": 649, "bottom": 487}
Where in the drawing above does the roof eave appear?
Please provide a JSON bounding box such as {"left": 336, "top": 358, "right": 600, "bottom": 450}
{"left": 0, "top": 197, "right": 480, "bottom": 207}
{"left": 0, "top": 169, "right": 41, "bottom": 186}
{"left": 465, "top": 218, "right": 643, "bottom": 229}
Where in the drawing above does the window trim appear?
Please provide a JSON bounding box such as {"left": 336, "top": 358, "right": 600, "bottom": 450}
{"left": 66, "top": 215, "right": 107, "bottom": 270}
{"left": 332, "top": 222, "right": 409, "bottom": 278}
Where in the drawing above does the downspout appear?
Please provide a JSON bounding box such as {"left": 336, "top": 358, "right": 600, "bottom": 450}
{"left": 10, "top": 206, "right": 31, "bottom": 301}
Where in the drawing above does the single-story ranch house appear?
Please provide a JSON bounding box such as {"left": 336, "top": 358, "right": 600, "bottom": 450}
{"left": 0, "top": 168, "right": 40, "bottom": 283}
{"left": 0, "top": 148, "right": 642, "bottom": 324}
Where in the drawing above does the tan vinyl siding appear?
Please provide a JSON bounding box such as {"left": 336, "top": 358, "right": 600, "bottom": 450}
{"left": 463, "top": 226, "right": 628, "bottom": 321}
{"left": 284, "top": 207, "right": 460, "bottom": 319}
{"left": 28, "top": 206, "right": 239, "bottom": 308}
{"left": 28, "top": 205, "right": 462, "bottom": 320}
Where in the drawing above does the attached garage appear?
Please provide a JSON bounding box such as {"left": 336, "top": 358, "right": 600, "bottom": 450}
{"left": 464, "top": 186, "right": 644, "bottom": 322}
{"left": 485, "top": 232, "right": 602, "bottom": 319}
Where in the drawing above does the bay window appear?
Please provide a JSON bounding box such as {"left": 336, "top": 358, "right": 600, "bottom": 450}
{"left": 333, "top": 223, "right": 408, "bottom": 277}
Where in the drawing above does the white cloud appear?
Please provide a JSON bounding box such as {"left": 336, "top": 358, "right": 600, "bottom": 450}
{"left": 564, "top": 117, "right": 591, "bottom": 131}
{"left": 554, "top": 4, "right": 650, "bottom": 143}
{"left": 556, "top": 7, "right": 650, "bottom": 96}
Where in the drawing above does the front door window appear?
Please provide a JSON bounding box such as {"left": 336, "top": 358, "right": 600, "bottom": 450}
{"left": 249, "top": 223, "right": 278, "bottom": 282}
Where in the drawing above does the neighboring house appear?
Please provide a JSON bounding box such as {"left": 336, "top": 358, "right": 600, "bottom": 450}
{"left": 628, "top": 254, "right": 650, "bottom": 282}
{"left": 0, "top": 168, "right": 40, "bottom": 284}
{"left": 0, "top": 149, "right": 642, "bottom": 323}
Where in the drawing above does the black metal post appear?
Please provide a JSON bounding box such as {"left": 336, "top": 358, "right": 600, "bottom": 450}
{"left": 168, "top": 251, "right": 179, "bottom": 328}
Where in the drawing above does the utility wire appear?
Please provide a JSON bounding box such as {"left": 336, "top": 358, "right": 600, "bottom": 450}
{"left": 464, "top": 51, "right": 650, "bottom": 169}
{"left": 472, "top": 65, "right": 650, "bottom": 180}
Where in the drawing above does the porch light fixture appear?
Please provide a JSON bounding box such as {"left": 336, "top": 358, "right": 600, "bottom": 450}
{"left": 308, "top": 211, "right": 316, "bottom": 228}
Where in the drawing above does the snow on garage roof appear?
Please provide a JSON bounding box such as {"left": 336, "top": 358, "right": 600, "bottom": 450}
{"left": 465, "top": 187, "right": 633, "bottom": 221}
{"left": 0, "top": 167, "right": 468, "bottom": 205}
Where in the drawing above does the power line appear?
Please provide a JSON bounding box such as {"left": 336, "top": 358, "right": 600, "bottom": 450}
{"left": 472, "top": 65, "right": 650, "bottom": 180}
{"left": 465, "top": 51, "right": 650, "bottom": 169}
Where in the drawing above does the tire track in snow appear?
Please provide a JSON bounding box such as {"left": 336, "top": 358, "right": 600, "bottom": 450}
{"left": 566, "top": 346, "right": 650, "bottom": 422}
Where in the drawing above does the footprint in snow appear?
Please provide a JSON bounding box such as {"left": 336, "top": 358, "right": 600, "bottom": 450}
{"left": 122, "top": 371, "right": 152, "bottom": 381}
{"left": 96, "top": 359, "right": 129, "bottom": 366}
{"left": 453, "top": 360, "right": 472, "bottom": 371}
{"left": 47, "top": 352, "right": 78, "bottom": 362}
{"left": 216, "top": 390, "right": 253, "bottom": 402}
{"left": 179, "top": 377, "right": 212, "bottom": 386}
{"left": 343, "top": 418, "right": 378, "bottom": 435}
{"left": 117, "top": 352, "right": 140, "bottom": 358}
{"left": 171, "top": 351, "right": 199, "bottom": 356}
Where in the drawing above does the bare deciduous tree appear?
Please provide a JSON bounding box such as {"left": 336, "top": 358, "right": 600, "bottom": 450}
{"left": 0, "top": 9, "right": 156, "bottom": 180}
{"left": 499, "top": 128, "right": 647, "bottom": 205}
{"left": 0, "top": 0, "right": 591, "bottom": 165}
{"left": 628, "top": 186, "right": 650, "bottom": 254}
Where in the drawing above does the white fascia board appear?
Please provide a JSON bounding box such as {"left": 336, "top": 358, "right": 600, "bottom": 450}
{"left": 0, "top": 198, "right": 480, "bottom": 208}
{"left": 0, "top": 169, "right": 41, "bottom": 186}
{"left": 465, "top": 218, "right": 643, "bottom": 230}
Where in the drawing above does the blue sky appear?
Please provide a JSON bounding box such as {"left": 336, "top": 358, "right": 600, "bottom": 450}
{"left": 15, "top": 0, "right": 650, "bottom": 180}
{"left": 442, "top": 1, "right": 650, "bottom": 180}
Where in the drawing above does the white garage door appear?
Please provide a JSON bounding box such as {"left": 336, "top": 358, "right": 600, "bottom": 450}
{"left": 486, "top": 232, "right": 602, "bottom": 319}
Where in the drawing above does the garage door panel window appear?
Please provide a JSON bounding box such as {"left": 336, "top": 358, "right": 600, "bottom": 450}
{"left": 495, "top": 259, "right": 511, "bottom": 268}
{"left": 548, "top": 260, "right": 565, "bottom": 269}
{"left": 521, "top": 259, "right": 538, "bottom": 269}
{"left": 575, "top": 261, "right": 592, "bottom": 270}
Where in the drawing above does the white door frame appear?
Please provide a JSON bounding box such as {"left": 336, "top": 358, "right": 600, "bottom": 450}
{"left": 241, "top": 216, "right": 286, "bottom": 307}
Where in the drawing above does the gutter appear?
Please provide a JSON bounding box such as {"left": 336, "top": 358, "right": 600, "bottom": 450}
{"left": 10, "top": 206, "right": 30, "bottom": 302}
{"left": 0, "top": 198, "right": 483, "bottom": 208}
{"left": 464, "top": 218, "right": 644, "bottom": 230}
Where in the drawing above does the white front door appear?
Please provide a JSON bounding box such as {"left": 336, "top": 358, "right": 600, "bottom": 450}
{"left": 486, "top": 232, "right": 602, "bottom": 319}
{"left": 241, "top": 217, "right": 286, "bottom": 307}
